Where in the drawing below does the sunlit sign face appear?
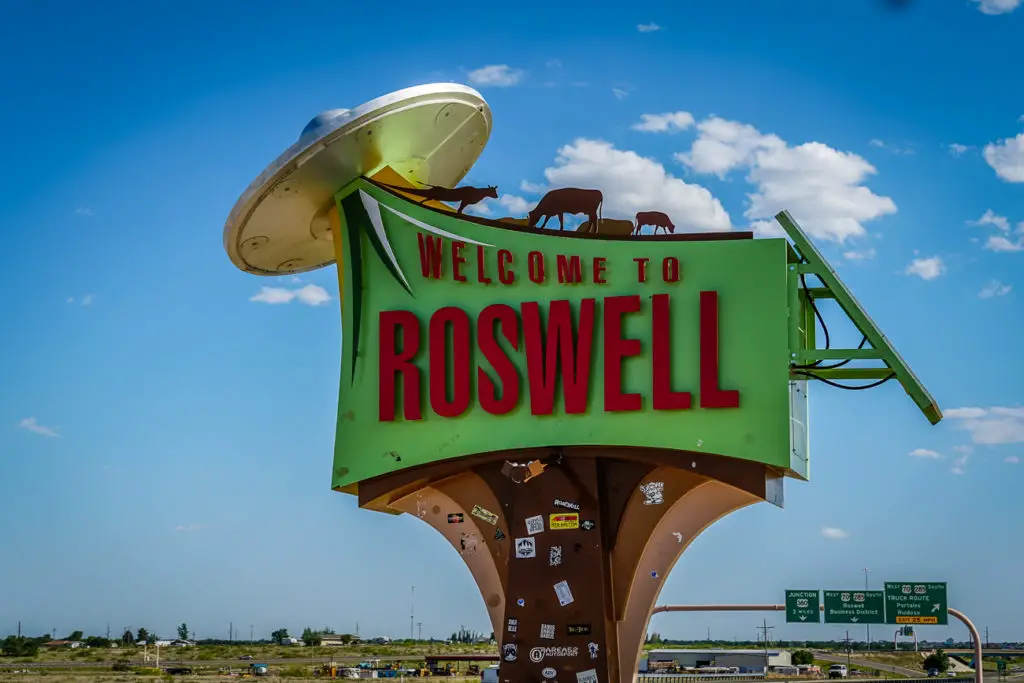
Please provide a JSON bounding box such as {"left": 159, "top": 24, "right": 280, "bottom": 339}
{"left": 330, "top": 182, "right": 794, "bottom": 489}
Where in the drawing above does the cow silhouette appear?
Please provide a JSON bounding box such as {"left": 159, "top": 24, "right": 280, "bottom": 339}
{"left": 634, "top": 211, "right": 675, "bottom": 235}
{"left": 528, "top": 188, "right": 603, "bottom": 231}
{"left": 497, "top": 217, "right": 530, "bottom": 226}
{"left": 579, "top": 218, "right": 635, "bottom": 236}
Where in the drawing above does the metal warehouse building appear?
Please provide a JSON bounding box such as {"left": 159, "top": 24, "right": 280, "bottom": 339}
{"left": 642, "top": 649, "right": 793, "bottom": 673}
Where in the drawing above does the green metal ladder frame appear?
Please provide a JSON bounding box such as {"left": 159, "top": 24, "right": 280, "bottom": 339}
{"left": 776, "top": 210, "right": 942, "bottom": 425}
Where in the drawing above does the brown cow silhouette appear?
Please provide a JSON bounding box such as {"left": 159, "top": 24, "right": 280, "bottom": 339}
{"left": 528, "top": 188, "right": 603, "bottom": 231}
{"left": 378, "top": 182, "right": 498, "bottom": 214}
{"left": 579, "top": 218, "right": 635, "bottom": 236}
{"left": 634, "top": 211, "right": 675, "bottom": 235}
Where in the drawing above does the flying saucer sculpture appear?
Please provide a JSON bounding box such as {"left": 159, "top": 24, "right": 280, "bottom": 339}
{"left": 224, "top": 83, "right": 941, "bottom": 683}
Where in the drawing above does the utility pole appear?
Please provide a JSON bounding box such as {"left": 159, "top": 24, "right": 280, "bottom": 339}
{"left": 106, "top": 624, "right": 110, "bottom": 640}
{"left": 250, "top": 625, "right": 254, "bottom": 645}
{"left": 985, "top": 627, "right": 990, "bottom": 649}
{"left": 417, "top": 623, "right": 423, "bottom": 641}
{"left": 410, "top": 586, "right": 415, "bottom": 641}
{"left": 757, "top": 619, "right": 774, "bottom": 674}
{"left": 864, "top": 568, "right": 871, "bottom": 651}
{"left": 230, "top": 622, "right": 233, "bottom": 643}
{"left": 17, "top": 622, "right": 20, "bottom": 638}
{"left": 843, "top": 631, "right": 853, "bottom": 670}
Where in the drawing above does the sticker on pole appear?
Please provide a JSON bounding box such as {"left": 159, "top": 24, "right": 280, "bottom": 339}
{"left": 554, "top": 580, "right": 574, "bottom": 606}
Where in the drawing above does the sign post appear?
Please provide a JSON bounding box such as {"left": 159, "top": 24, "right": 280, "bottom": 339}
{"left": 823, "top": 590, "right": 885, "bottom": 624}
{"left": 884, "top": 583, "right": 948, "bottom": 625}
{"left": 222, "top": 83, "right": 943, "bottom": 683}
{"left": 786, "top": 590, "right": 821, "bottom": 623}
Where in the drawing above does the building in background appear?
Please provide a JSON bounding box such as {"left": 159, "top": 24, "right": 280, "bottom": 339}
{"left": 640, "top": 649, "right": 793, "bottom": 673}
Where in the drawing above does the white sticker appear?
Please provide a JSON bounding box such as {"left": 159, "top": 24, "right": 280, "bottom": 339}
{"left": 542, "top": 668, "right": 557, "bottom": 679}
{"left": 553, "top": 580, "right": 574, "bottom": 606}
{"left": 539, "top": 623, "right": 555, "bottom": 640}
{"left": 577, "top": 668, "right": 599, "bottom": 683}
{"left": 587, "top": 641, "right": 599, "bottom": 659}
{"left": 525, "top": 514, "right": 545, "bottom": 535}
{"left": 507, "top": 618, "right": 518, "bottom": 634}
{"left": 515, "top": 537, "right": 536, "bottom": 558}
{"left": 502, "top": 643, "right": 518, "bottom": 662}
{"left": 530, "top": 646, "right": 578, "bottom": 662}
{"left": 640, "top": 481, "right": 664, "bottom": 505}
{"left": 516, "top": 598, "right": 525, "bottom": 607}
{"left": 672, "top": 531, "right": 683, "bottom": 543}
{"left": 549, "top": 545, "right": 563, "bottom": 567}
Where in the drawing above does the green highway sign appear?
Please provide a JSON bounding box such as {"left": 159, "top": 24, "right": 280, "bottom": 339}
{"left": 786, "top": 590, "right": 821, "bottom": 623}
{"left": 884, "top": 582, "right": 948, "bottom": 625}
{"left": 823, "top": 590, "right": 885, "bottom": 624}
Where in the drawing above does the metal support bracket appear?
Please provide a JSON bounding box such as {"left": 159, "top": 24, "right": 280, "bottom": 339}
{"left": 775, "top": 210, "right": 942, "bottom": 425}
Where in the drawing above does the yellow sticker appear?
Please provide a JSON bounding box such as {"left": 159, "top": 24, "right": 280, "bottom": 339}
{"left": 549, "top": 513, "right": 579, "bottom": 529}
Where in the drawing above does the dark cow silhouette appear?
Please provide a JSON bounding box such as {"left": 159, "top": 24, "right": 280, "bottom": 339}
{"left": 634, "top": 211, "right": 675, "bottom": 235}
{"left": 528, "top": 188, "right": 603, "bottom": 231}
{"left": 378, "top": 182, "right": 498, "bottom": 214}
{"left": 578, "top": 218, "right": 635, "bottom": 236}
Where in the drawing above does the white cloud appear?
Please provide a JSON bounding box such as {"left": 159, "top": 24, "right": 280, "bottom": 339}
{"left": 19, "top": 417, "right": 58, "bottom": 437}
{"left": 969, "top": 210, "right": 1024, "bottom": 252}
{"left": 174, "top": 523, "right": 203, "bottom": 533}
{"left": 843, "top": 248, "right": 877, "bottom": 261}
{"left": 631, "top": 111, "right": 695, "bottom": 133}
{"left": 250, "top": 284, "right": 331, "bottom": 306}
{"left": 611, "top": 88, "right": 629, "bottom": 100}
{"left": 946, "top": 406, "right": 1024, "bottom": 445}
{"left": 970, "top": 209, "right": 1011, "bottom": 233}
{"left": 983, "top": 133, "right": 1024, "bottom": 182}
{"left": 66, "top": 297, "right": 74, "bottom": 304}
{"left": 543, "top": 138, "right": 731, "bottom": 232}
{"left": 979, "top": 280, "right": 1012, "bottom": 298}
{"left": 869, "top": 139, "right": 913, "bottom": 155}
{"left": 80, "top": 294, "right": 93, "bottom": 306}
{"left": 950, "top": 453, "right": 969, "bottom": 475}
{"left": 904, "top": 256, "right": 945, "bottom": 280}
{"left": 676, "top": 116, "right": 896, "bottom": 243}
{"left": 949, "top": 143, "right": 972, "bottom": 156}
{"left": 909, "top": 448, "right": 941, "bottom": 459}
{"left": 468, "top": 194, "right": 537, "bottom": 217}
{"left": 466, "top": 65, "right": 524, "bottom": 87}
{"left": 74, "top": 207, "right": 93, "bottom": 217}
{"left": 972, "top": 0, "right": 1021, "bottom": 14}
{"left": 637, "top": 22, "right": 663, "bottom": 32}
{"left": 519, "top": 180, "right": 546, "bottom": 194}
{"left": 821, "top": 527, "right": 848, "bottom": 540}
{"left": 1006, "top": 455, "right": 1021, "bottom": 464}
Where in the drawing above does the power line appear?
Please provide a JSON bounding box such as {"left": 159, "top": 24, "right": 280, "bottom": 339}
{"left": 757, "top": 619, "right": 774, "bottom": 675}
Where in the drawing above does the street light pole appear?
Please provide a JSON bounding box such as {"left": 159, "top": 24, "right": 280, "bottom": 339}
{"left": 864, "top": 568, "right": 871, "bottom": 651}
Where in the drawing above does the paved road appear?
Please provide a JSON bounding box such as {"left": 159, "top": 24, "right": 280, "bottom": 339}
{"left": 814, "top": 652, "right": 924, "bottom": 678}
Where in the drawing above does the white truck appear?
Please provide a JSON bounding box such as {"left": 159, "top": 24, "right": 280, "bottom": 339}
{"left": 829, "top": 664, "right": 849, "bottom": 679}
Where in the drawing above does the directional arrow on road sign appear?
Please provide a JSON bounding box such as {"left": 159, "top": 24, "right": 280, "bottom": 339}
{"left": 851, "top": 618, "right": 859, "bottom": 622}
{"left": 931, "top": 604, "right": 940, "bottom": 612}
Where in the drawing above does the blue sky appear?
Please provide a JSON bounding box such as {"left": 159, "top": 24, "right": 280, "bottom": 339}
{"left": 2, "top": 0, "right": 1023, "bottom": 644}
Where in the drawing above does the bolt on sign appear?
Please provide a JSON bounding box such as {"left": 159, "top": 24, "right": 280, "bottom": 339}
{"left": 884, "top": 582, "right": 948, "bottom": 625}
{"left": 786, "top": 590, "right": 821, "bottom": 623}
{"left": 823, "top": 590, "right": 885, "bottom": 624}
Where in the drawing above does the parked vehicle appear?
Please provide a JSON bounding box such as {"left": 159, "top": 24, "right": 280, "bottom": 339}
{"left": 829, "top": 664, "right": 848, "bottom": 679}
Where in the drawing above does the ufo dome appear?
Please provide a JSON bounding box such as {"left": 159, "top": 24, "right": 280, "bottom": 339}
{"left": 300, "top": 108, "right": 351, "bottom": 139}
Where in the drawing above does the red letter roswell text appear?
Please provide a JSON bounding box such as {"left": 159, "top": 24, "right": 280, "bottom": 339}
{"left": 428, "top": 307, "right": 471, "bottom": 417}
{"left": 603, "top": 295, "right": 643, "bottom": 412}
{"left": 478, "top": 304, "right": 521, "bottom": 415}
{"left": 379, "top": 310, "right": 422, "bottom": 421}
{"left": 652, "top": 293, "right": 692, "bottom": 410}
{"left": 521, "top": 299, "right": 595, "bottom": 415}
{"left": 699, "top": 290, "right": 740, "bottom": 409}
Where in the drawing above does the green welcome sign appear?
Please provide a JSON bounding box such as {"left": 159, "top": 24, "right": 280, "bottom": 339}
{"left": 330, "top": 179, "right": 798, "bottom": 490}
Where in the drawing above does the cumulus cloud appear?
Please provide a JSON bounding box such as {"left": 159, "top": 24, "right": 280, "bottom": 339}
{"left": 19, "top": 417, "right": 58, "bottom": 437}
{"left": 821, "top": 527, "right": 848, "bottom": 540}
{"left": 250, "top": 284, "right": 332, "bottom": 306}
{"left": 466, "top": 65, "right": 524, "bottom": 87}
{"left": 984, "top": 133, "right": 1024, "bottom": 182}
{"left": 519, "top": 180, "right": 546, "bottom": 194}
{"left": 968, "top": 210, "right": 1024, "bottom": 252}
{"left": 904, "top": 256, "right": 945, "bottom": 280}
{"left": 631, "top": 111, "right": 695, "bottom": 133}
{"left": 979, "top": 280, "right": 1012, "bottom": 298}
{"left": 972, "top": 0, "right": 1021, "bottom": 14}
{"left": 844, "top": 248, "right": 877, "bottom": 261}
{"left": 467, "top": 194, "right": 537, "bottom": 217}
{"left": 909, "top": 448, "right": 941, "bottom": 458}
{"left": 946, "top": 407, "right": 1024, "bottom": 445}
{"left": 542, "top": 138, "right": 731, "bottom": 232}
{"left": 675, "top": 116, "right": 896, "bottom": 243}
{"left": 637, "top": 22, "right": 663, "bottom": 32}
